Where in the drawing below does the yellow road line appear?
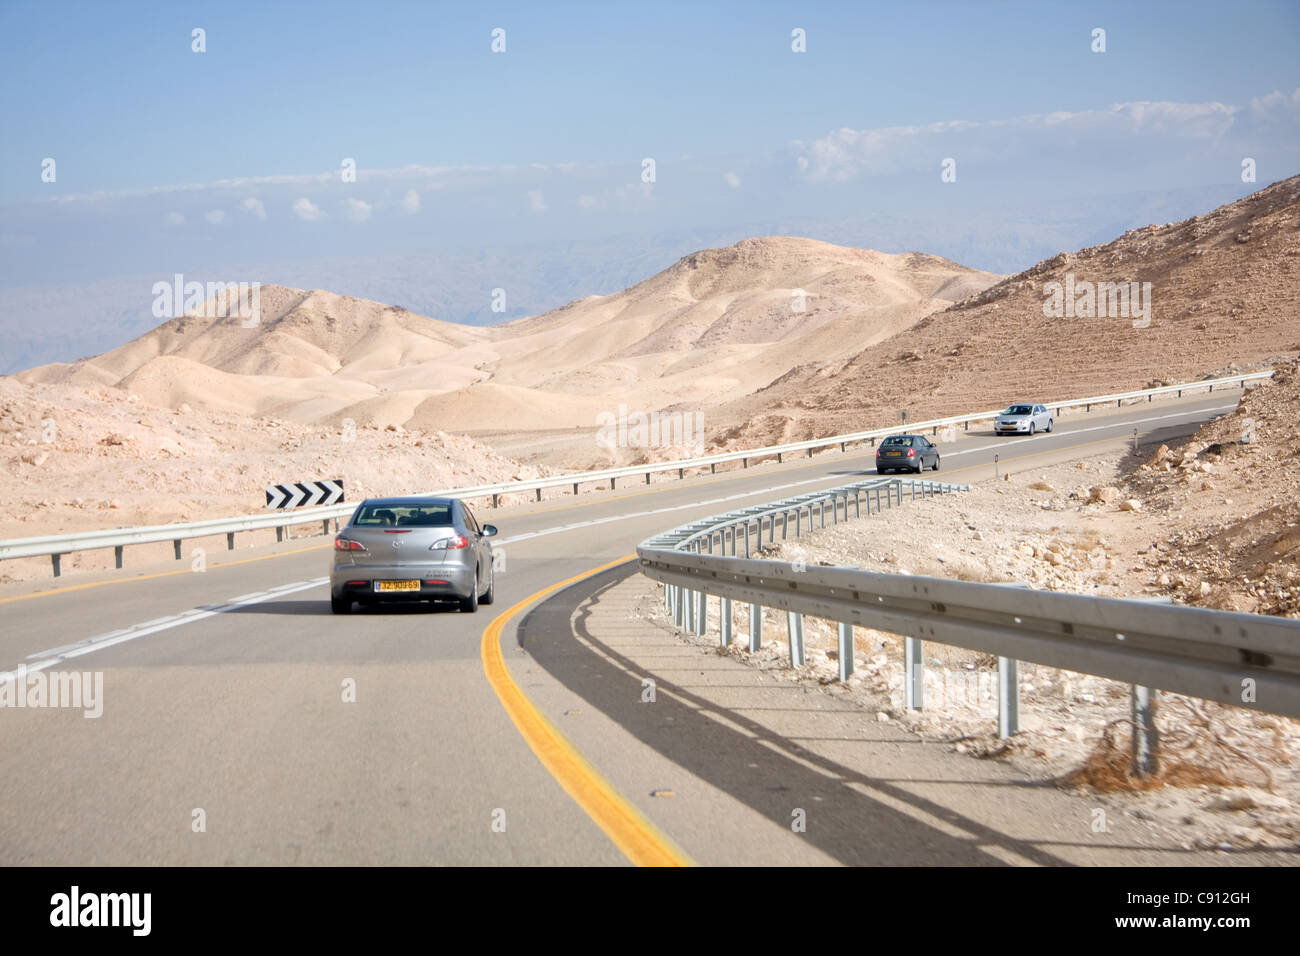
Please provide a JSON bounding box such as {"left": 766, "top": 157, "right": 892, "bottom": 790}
{"left": 0, "top": 543, "right": 330, "bottom": 605}
{"left": 480, "top": 554, "right": 694, "bottom": 867}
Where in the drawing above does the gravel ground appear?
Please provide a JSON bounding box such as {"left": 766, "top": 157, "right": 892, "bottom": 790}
{"left": 642, "top": 450, "right": 1300, "bottom": 853}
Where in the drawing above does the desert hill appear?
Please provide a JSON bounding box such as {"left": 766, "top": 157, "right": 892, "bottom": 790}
{"left": 712, "top": 177, "right": 1300, "bottom": 447}
{"left": 15, "top": 238, "right": 1001, "bottom": 459}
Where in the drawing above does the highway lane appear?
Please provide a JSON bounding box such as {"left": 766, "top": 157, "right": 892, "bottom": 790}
{"left": 0, "top": 394, "right": 1238, "bottom": 864}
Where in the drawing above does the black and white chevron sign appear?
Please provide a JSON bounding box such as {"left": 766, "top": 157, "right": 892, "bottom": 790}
{"left": 265, "top": 479, "right": 344, "bottom": 510}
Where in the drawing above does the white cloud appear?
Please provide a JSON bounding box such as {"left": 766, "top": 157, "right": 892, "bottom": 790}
{"left": 164, "top": 211, "right": 185, "bottom": 226}
{"left": 292, "top": 197, "right": 325, "bottom": 221}
{"left": 344, "top": 198, "right": 373, "bottom": 222}
{"left": 401, "top": 189, "right": 421, "bottom": 214}
{"left": 577, "top": 194, "right": 599, "bottom": 210}
{"left": 528, "top": 190, "right": 547, "bottom": 213}
{"left": 723, "top": 171, "right": 741, "bottom": 189}
{"left": 240, "top": 197, "right": 266, "bottom": 220}
{"left": 794, "top": 98, "right": 1247, "bottom": 181}
{"left": 614, "top": 182, "right": 654, "bottom": 202}
{"left": 204, "top": 209, "right": 226, "bottom": 224}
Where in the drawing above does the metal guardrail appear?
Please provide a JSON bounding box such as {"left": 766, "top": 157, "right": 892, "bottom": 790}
{"left": 0, "top": 369, "right": 1271, "bottom": 576}
{"left": 635, "top": 476, "right": 1300, "bottom": 773}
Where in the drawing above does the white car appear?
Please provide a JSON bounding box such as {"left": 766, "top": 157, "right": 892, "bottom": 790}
{"left": 994, "top": 403, "right": 1053, "bottom": 435}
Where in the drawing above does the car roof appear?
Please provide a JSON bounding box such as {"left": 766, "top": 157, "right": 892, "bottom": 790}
{"left": 357, "top": 496, "right": 458, "bottom": 508}
{"left": 881, "top": 433, "right": 925, "bottom": 440}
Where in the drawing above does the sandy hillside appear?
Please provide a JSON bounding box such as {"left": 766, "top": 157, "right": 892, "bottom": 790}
{"left": 19, "top": 287, "right": 495, "bottom": 423}
{"left": 712, "top": 176, "right": 1300, "bottom": 449}
{"left": 14, "top": 238, "right": 1000, "bottom": 462}
{"left": 0, "top": 376, "right": 547, "bottom": 580}
{"left": 1124, "top": 357, "right": 1300, "bottom": 616}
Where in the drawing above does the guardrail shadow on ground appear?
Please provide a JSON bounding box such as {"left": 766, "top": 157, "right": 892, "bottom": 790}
{"left": 517, "top": 563, "right": 1224, "bottom": 866}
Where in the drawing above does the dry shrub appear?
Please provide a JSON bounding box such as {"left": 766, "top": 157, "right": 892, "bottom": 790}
{"left": 1058, "top": 698, "right": 1285, "bottom": 793}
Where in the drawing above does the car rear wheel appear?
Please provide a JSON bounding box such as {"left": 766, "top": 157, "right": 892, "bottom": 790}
{"left": 331, "top": 595, "right": 352, "bottom": 615}
{"left": 1046, "top": 419, "right": 1053, "bottom": 433}
{"left": 932, "top": 455, "right": 940, "bottom": 471}
{"left": 459, "top": 575, "right": 479, "bottom": 613}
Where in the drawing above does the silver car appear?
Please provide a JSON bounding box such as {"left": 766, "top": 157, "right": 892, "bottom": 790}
{"left": 330, "top": 497, "right": 497, "bottom": 614}
{"left": 994, "top": 403, "right": 1053, "bottom": 435}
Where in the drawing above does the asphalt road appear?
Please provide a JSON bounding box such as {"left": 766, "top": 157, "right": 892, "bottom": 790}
{"left": 0, "top": 394, "right": 1242, "bottom": 865}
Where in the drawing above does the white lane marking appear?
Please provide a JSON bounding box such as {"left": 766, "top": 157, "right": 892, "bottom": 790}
{"left": 4, "top": 577, "right": 328, "bottom": 679}
{"left": 5, "top": 403, "right": 1228, "bottom": 677}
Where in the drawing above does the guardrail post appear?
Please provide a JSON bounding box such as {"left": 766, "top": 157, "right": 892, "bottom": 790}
{"left": 678, "top": 468, "right": 684, "bottom": 479}
{"left": 611, "top": 478, "right": 617, "bottom": 490}
{"left": 819, "top": 501, "right": 825, "bottom": 529}
{"left": 742, "top": 457, "right": 748, "bottom": 469}
{"left": 905, "top": 637, "right": 923, "bottom": 710}
{"left": 781, "top": 511, "right": 789, "bottom": 540}
{"left": 787, "top": 612, "right": 805, "bottom": 667}
{"left": 574, "top": 482, "right": 580, "bottom": 495}
{"left": 743, "top": 522, "right": 751, "bottom": 557}
{"left": 695, "top": 590, "right": 707, "bottom": 636}
{"left": 536, "top": 488, "right": 542, "bottom": 502}
{"left": 226, "top": 532, "right": 235, "bottom": 551}
{"left": 173, "top": 539, "right": 182, "bottom": 561}
{"left": 998, "top": 657, "right": 1019, "bottom": 738}
{"left": 831, "top": 495, "right": 839, "bottom": 524}
{"left": 683, "top": 588, "right": 694, "bottom": 631}
{"left": 664, "top": 583, "right": 671, "bottom": 611}
{"left": 837, "top": 623, "right": 854, "bottom": 682}
{"left": 1132, "top": 685, "right": 1159, "bottom": 777}
{"left": 777, "top": 452, "right": 782, "bottom": 463}
{"left": 794, "top": 509, "right": 801, "bottom": 536}
{"left": 721, "top": 598, "right": 733, "bottom": 646}
{"left": 322, "top": 519, "right": 329, "bottom": 536}
{"left": 276, "top": 526, "right": 283, "bottom": 543}
{"left": 671, "top": 586, "right": 682, "bottom": 627}
{"left": 749, "top": 603, "right": 762, "bottom": 651}
{"left": 51, "top": 553, "right": 62, "bottom": 577}
{"left": 114, "top": 545, "right": 123, "bottom": 570}
{"left": 492, "top": 493, "right": 500, "bottom": 507}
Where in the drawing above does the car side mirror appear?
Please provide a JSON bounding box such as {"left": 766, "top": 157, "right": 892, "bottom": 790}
{"left": 482, "top": 524, "right": 498, "bottom": 537}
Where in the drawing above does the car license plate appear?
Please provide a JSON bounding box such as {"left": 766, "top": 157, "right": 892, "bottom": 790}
{"left": 375, "top": 580, "right": 420, "bottom": 592}
{"left": 886, "top": 451, "right": 902, "bottom": 456}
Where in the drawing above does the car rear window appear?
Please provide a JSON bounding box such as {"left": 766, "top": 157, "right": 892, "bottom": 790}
{"left": 881, "top": 436, "right": 913, "bottom": 447}
{"left": 353, "top": 504, "right": 452, "bottom": 527}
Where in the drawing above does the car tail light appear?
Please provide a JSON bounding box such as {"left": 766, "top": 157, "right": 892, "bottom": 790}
{"left": 334, "top": 537, "right": 367, "bottom": 552}
{"left": 346, "top": 580, "right": 367, "bottom": 587}
{"left": 430, "top": 535, "right": 468, "bottom": 550}
{"left": 424, "top": 579, "right": 449, "bottom": 585}
{"left": 906, "top": 449, "right": 915, "bottom": 457}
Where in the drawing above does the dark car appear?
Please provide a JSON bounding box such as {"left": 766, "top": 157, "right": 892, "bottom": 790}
{"left": 329, "top": 496, "right": 497, "bottom": 614}
{"left": 875, "top": 434, "right": 940, "bottom": 474}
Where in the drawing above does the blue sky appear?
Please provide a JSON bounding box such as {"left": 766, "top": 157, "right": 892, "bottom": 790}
{"left": 0, "top": 0, "right": 1298, "bottom": 369}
